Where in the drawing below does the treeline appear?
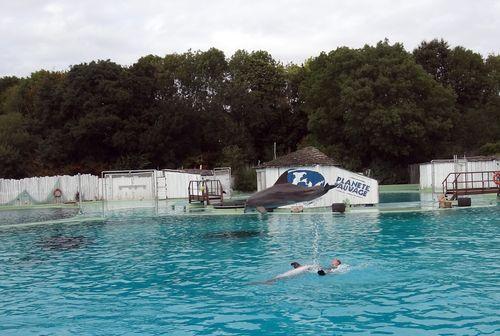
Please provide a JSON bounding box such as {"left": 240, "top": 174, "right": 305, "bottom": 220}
{"left": 0, "top": 39, "right": 498, "bottom": 184}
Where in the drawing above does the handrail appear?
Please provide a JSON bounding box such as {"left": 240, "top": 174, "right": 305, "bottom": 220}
{"left": 442, "top": 170, "right": 499, "bottom": 199}
{"left": 188, "top": 179, "right": 224, "bottom": 205}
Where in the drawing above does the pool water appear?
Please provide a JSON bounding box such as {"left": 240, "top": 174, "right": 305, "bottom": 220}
{"left": 379, "top": 192, "right": 420, "bottom": 203}
{"left": 0, "top": 206, "right": 499, "bottom": 335}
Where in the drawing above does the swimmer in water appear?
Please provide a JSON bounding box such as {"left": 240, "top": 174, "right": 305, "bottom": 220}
{"left": 251, "top": 259, "right": 344, "bottom": 285}
{"left": 317, "top": 258, "right": 342, "bottom": 276}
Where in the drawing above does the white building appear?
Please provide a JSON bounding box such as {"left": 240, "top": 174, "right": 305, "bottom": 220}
{"left": 255, "top": 147, "right": 379, "bottom": 208}
{"left": 419, "top": 156, "right": 499, "bottom": 192}
{"left": 102, "top": 168, "right": 232, "bottom": 201}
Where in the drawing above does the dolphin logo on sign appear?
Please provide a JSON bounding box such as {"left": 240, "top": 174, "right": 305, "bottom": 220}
{"left": 287, "top": 169, "right": 325, "bottom": 187}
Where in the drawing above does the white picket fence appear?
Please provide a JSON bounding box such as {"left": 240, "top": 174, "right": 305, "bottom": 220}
{"left": 0, "top": 174, "right": 101, "bottom": 205}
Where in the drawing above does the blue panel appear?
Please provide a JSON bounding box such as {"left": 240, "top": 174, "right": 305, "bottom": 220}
{"left": 287, "top": 169, "right": 325, "bottom": 187}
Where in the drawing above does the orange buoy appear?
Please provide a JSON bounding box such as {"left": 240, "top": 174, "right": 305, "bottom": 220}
{"left": 53, "top": 188, "right": 62, "bottom": 197}
{"left": 493, "top": 172, "right": 500, "bottom": 186}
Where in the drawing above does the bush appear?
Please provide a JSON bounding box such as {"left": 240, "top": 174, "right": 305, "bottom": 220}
{"left": 234, "top": 167, "right": 257, "bottom": 192}
{"left": 478, "top": 142, "right": 500, "bottom": 156}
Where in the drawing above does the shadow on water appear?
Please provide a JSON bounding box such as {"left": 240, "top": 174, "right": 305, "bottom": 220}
{"left": 203, "top": 230, "right": 266, "bottom": 240}
{"left": 14, "top": 235, "right": 94, "bottom": 264}
{"left": 37, "top": 235, "right": 94, "bottom": 251}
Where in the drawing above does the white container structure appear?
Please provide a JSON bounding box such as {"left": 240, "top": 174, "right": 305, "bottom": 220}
{"left": 255, "top": 147, "right": 379, "bottom": 208}
{"left": 102, "top": 170, "right": 157, "bottom": 201}
{"left": 419, "top": 156, "right": 499, "bottom": 192}
{"left": 103, "top": 168, "right": 232, "bottom": 201}
{"left": 101, "top": 170, "right": 158, "bottom": 211}
{"left": 213, "top": 167, "right": 232, "bottom": 198}
{"left": 164, "top": 168, "right": 232, "bottom": 199}
{"left": 162, "top": 170, "right": 204, "bottom": 199}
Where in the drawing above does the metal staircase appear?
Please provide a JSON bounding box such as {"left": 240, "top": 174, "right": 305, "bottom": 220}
{"left": 188, "top": 180, "right": 224, "bottom": 205}
{"left": 442, "top": 171, "right": 499, "bottom": 200}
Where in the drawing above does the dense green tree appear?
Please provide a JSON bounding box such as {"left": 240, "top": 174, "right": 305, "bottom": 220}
{"left": 226, "top": 50, "right": 292, "bottom": 162}
{"left": 413, "top": 39, "right": 451, "bottom": 83}
{"left": 302, "top": 41, "right": 456, "bottom": 183}
{"left": 61, "top": 61, "right": 130, "bottom": 171}
{"left": 414, "top": 41, "right": 499, "bottom": 153}
{"left": 0, "top": 112, "right": 33, "bottom": 177}
{"left": 0, "top": 76, "right": 20, "bottom": 115}
{"left": 130, "top": 49, "right": 232, "bottom": 169}
{"left": 0, "top": 42, "right": 497, "bottom": 184}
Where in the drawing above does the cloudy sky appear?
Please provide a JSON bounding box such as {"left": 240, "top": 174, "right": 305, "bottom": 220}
{"left": 1, "top": 0, "right": 499, "bottom": 77}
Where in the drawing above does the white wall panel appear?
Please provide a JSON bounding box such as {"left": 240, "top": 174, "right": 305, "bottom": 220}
{"left": 419, "top": 160, "right": 499, "bottom": 190}
{"left": 164, "top": 170, "right": 202, "bottom": 199}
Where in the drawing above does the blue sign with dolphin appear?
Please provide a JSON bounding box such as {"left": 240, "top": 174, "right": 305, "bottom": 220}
{"left": 287, "top": 169, "right": 325, "bottom": 188}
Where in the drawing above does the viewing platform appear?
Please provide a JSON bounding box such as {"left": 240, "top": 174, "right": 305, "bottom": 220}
{"left": 442, "top": 171, "right": 500, "bottom": 200}
{"left": 188, "top": 180, "right": 224, "bottom": 205}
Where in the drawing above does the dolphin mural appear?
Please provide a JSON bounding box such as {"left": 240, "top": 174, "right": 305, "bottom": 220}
{"left": 245, "top": 170, "right": 337, "bottom": 213}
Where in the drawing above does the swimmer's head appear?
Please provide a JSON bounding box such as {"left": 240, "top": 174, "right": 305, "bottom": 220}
{"left": 291, "top": 262, "right": 301, "bottom": 269}
{"left": 331, "top": 259, "right": 341, "bottom": 267}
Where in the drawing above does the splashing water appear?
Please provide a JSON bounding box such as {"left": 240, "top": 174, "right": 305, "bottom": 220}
{"left": 311, "top": 218, "right": 320, "bottom": 267}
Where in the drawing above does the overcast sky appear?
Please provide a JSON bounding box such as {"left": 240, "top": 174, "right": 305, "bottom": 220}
{"left": 1, "top": 0, "right": 499, "bottom": 77}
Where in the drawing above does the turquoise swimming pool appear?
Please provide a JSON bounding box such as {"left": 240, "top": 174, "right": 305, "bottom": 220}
{"left": 0, "top": 206, "right": 499, "bottom": 335}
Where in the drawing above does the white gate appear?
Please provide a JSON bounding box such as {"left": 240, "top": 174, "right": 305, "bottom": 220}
{"left": 213, "top": 167, "right": 232, "bottom": 198}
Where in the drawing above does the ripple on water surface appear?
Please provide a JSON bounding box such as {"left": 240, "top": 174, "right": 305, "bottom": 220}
{"left": 0, "top": 206, "right": 499, "bottom": 335}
